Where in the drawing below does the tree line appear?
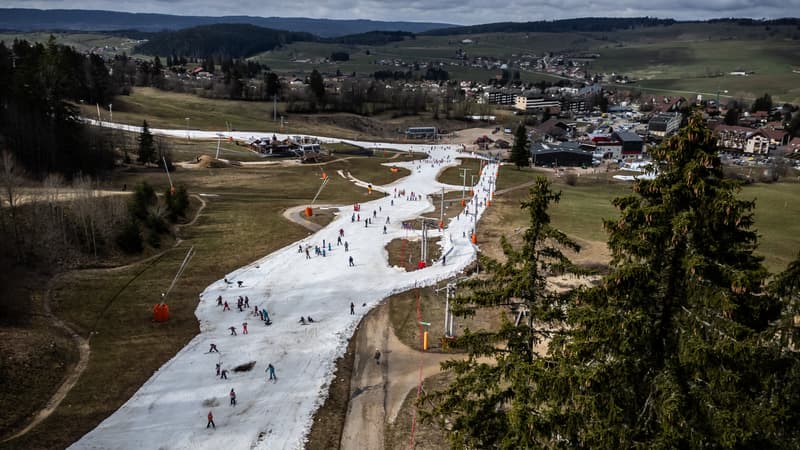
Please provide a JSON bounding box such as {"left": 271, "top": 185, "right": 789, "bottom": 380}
{"left": 0, "top": 38, "right": 117, "bottom": 178}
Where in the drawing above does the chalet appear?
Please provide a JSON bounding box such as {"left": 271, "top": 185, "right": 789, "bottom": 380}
{"left": 531, "top": 118, "right": 572, "bottom": 141}
{"left": 761, "top": 128, "right": 790, "bottom": 147}
{"left": 474, "top": 135, "right": 494, "bottom": 150}
{"left": 646, "top": 96, "right": 686, "bottom": 114}
{"left": 530, "top": 141, "right": 593, "bottom": 167}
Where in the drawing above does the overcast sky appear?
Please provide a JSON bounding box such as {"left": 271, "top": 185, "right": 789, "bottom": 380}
{"left": 3, "top": 1, "right": 799, "bottom": 25}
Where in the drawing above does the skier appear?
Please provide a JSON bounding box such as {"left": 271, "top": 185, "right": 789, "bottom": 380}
{"left": 307, "top": 316, "right": 314, "bottom": 323}
{"left": 215, "top": 362, "right": 221, "bottom": 376}
{"left": 345, "top": 242, "right": 349, "bottom": 252}
{"left": 383, "top": 225, "right": 387, "bottom": 234}
{"left": 299, "top": 316, "right": 306, "bottom": 325}
{"left": 365, "top": 220, "right": 368, "bottom": 228}
{"left": 223, "top": 302, "right": 230, "bottom": 311}
{"left": 374, "top": 349, "right": 381, "bottom": 365}
{"left": 386, "top": 216, "right": 390, "bottom": 224}
{"left": 230, "top": 388, "right": 236, "bottom": 406}
{"left": 262, "top": 308, "right": 270, "bottom": 323}
{"left": 305, "top": 248, "right": 310, "bottom": 259}
{"left": 349, "top": 256, "right": 355, "bottom": 267}
{"left": 328, "top": 243, "right": 332, "bottom": 252}
{"left": 337, "top": 236, "right": 342, "bottom": 246}
{"left": 298, "top": 244, "right": 302, "bottom": 253}
{"left": 237, "top": 281, "right": 243, "bottom": 288}
{"left": 350, "top": 302, "right": 355, "bottom": 315}
{"left": 216, "top": 296, "right": 223, "bottom": 306}
{"left": 339, "top": 228, "right": 344, "bottom": 237}
{"left": 229, "top": 326, "right": 237, "bottom": 336}
{"left": 351, "top": 213, "right": 355, "bottom": 223}
{"left": 442, "top": 254, "right": 446, "bottom": 266}
{"left": 220, "top": 369, "right": 228, "bottom": 379}
{"left": 244, "top": 297, "right": 249, "bottom": 308}
{"left": 208, "top": 344, "right": 219, "bottom": 353}
{"left": 266, "top": 363, "right": 277, "bottom": 381}
{"left": 242, "top": 322, "right": 248, "bottom": 334}
{"left": 207, "top": 410, "right": 215, "bottom": 429}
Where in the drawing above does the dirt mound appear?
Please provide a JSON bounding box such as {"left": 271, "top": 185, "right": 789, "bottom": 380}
{"left": 194, "top": 155, "right": 231, "bottom": 169}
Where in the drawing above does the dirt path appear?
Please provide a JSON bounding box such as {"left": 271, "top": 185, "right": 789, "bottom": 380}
{"left": 1, "top": 195, "right": 208, "bottom": 443}
{"left": 1, "top": 276, "right": 90, "bottom": 443}
{"left": 282, "top": 205, "right": 328, "bottom": 232}
{"left": 340, "top": 303, "right": 464, "bottom": 449}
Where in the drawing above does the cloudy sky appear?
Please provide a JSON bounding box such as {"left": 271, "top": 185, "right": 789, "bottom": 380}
{"left": 3, "top": 0, "right": 799, "bottom": 25}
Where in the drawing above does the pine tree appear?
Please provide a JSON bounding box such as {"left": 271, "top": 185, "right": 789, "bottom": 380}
{"left": 427, "top": 178, "right": 582, "bottom": 448}
{"left": 308, "top": 69, "right": 325, "bottom": 102}
{"left": 534, "top": 113, "right": 799, "bottom": 448}
{"left": 510, "top": 123, "right": 529, "bottom": 169}
{"left": 137, "top": 120, "right": 155, "bottom": 164}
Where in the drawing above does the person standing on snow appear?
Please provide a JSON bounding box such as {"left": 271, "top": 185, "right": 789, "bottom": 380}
{"left": 223, "top": 301, "right": 230, "bottom": 311}
{"left": 220, "top": 369, "right": 228, "bottom": 379}
{"left": 208, "top": 344, "right": 219, "bottom": 353}
{"left": 344, "top": 242, "right": 349, "bottom": 252}
{"left": 230, "top": 388, "right": 236, "bottom": 406}
{"left": 242, "top": 322, "right": 248, "bottom": 334}
{"left": 349, "top": 256, "right": 355, "bottom": 267}
{"left": 207, "top": 410, "right": 215, "bottom": 429}
{"left": 216, "top": 362, "right": 221, "bottom": 376}
{"left": 266, "top": 363, "right": 277, "bottom": 381}
{"left": 350, "top": 302, "right": 355, "bottom": 315}
{"left": 229, "top": 326, "right": 237, "bottom": 336}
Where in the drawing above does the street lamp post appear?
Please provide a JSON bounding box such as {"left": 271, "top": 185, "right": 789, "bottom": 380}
{"left": 108, "top": 103, "right": 112, "bottom": 122}
{"left": 185, "top": 117, "right": 190, "bottom": 141}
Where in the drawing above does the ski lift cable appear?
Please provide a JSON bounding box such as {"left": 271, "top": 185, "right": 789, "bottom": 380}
{"left": 163, "top": 246, "right": 195, "bottom": 301}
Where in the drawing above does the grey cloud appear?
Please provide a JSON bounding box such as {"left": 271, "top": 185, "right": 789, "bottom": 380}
{"left": 2, "top": 0, "right": 799, "bottom": 24}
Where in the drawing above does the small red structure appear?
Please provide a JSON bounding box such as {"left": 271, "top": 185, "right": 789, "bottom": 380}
{"left": 153, "top": 303, "right": 170, "bottom": 322}
{"left": 417, "top": 261, "right": 427, "bottom": 270}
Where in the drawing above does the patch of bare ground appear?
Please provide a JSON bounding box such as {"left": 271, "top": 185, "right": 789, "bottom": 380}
{"left": 385, "top": 237, "right": 442, "bottom": 272}
{"left": 385, "top": 372, "right": 452, "bottom": 450}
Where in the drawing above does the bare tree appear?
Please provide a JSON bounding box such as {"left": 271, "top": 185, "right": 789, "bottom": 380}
{"left": 0, "top": 151, "right": 26, "bottom": 261}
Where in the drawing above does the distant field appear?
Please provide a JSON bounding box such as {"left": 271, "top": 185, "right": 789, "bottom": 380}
{"left": 8, "top": 24, "right": 800, "bottom": 102}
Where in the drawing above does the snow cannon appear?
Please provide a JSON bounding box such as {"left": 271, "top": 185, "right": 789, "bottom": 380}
{"left": 305, "top": 206, "right": 313, "bottom": 217}
{"left": 153, "top": 303, "right": 170, "bottom": 322}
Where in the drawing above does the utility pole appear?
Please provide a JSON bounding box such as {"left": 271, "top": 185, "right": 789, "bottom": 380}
{"left": 439, "top": 187, "right": 445, "bottom": 229}
{"left": 459, "top": 168, "right": 470, "bottom": 205}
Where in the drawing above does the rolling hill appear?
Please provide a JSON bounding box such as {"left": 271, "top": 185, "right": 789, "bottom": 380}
{"left": 0, "top": 8, "right": 455, "bottom": 38}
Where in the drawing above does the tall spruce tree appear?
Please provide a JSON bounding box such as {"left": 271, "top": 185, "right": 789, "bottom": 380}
{"left": 137, "top": 120, "right": 155, "bottom": 164}
{"left": 427, "top": 177, "right": 581, "bottom": 448}
{"left": 510, "top": 123, "right": 530, "bottom": 169}
{"left": 429, "top": 114, "right": 800, "bottom": 449}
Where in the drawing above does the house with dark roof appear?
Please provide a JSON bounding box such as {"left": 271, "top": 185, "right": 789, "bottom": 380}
{"left": 531, "top": 118, "right": 572, "bottom": 141}
{"left": 648, "top": 113, "right": 682, "bottom": 138}
{"left": 530, "top": 141, "right": 594, "bottom": 167}
{"left": 612, "top": 131, "right": 644, "bottom": 155}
